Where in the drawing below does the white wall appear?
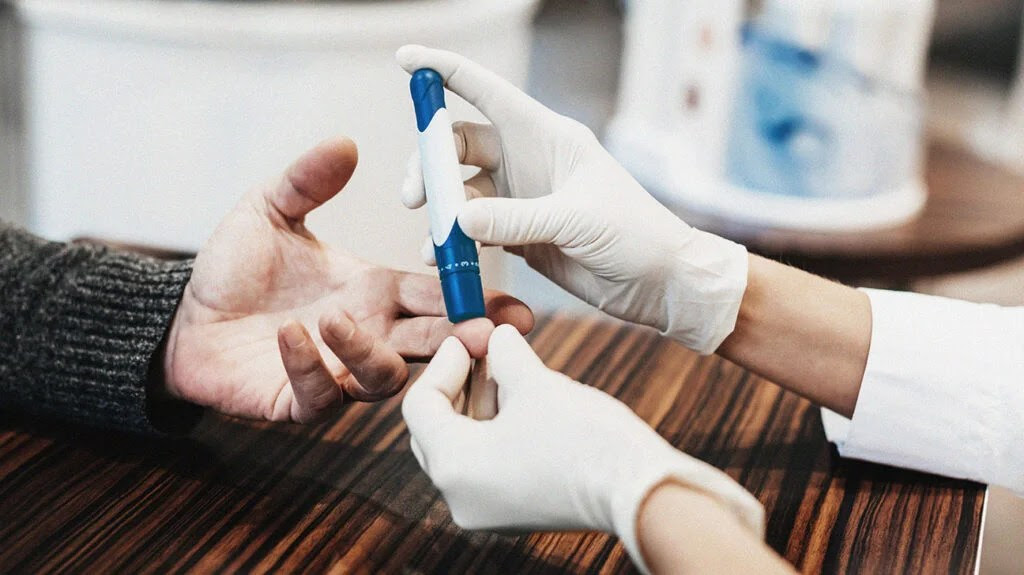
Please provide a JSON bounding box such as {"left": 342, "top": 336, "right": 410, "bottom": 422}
{"left": 12, "top": 0, "right": 537, "bottom": 288}
{"left": 0, "top": 3, "right": 27, "bottom": 225}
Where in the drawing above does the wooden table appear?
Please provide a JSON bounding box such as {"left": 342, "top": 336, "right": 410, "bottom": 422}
{"left": 0, "top": 315, "right": 984, "bottom": 574}
{"left": 688, "top": 142, "right": 1024, "bottom": 285}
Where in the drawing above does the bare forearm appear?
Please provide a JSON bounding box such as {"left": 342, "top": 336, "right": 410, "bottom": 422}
{"left": 637, "top": 481, "right": 795, "bottom": 574}
{"left": 717, "top": 255, "right": 871, "bottom": 417}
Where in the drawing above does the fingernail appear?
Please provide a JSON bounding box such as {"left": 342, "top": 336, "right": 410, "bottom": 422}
{"left": 322, "top": 312, "right": 358, "bottom": 344}
{"left": 282, "top": 321, "right": 307, "bottom": 349}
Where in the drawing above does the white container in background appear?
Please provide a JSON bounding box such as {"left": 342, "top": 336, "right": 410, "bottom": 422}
{"left": 12, "top": 0, "right": 539, "bottom": 277}
{"left": 607, "top": 0, "right": 935, "bottom": 231}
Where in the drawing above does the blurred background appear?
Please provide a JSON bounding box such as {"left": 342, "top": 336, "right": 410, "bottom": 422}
{"left": 1, "top": 1, "right": 1022, "bottom": 572}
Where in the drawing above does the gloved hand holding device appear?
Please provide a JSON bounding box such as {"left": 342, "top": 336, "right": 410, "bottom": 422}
{"left": 397, "top": 45, "right": 748, "bottom": 354}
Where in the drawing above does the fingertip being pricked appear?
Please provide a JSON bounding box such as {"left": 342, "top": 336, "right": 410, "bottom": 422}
{"left": 452, "top": 317, "right": 496, "bottom": 359}
{"left": 484, "top": 292, "right": 534, "bottom": 335}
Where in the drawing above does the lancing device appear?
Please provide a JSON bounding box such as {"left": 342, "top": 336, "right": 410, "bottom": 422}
{"left": 410, "top": 68, "right": 486, "bottom": 323}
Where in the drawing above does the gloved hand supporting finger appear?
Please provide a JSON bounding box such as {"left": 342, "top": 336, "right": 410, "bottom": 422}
{"left": 402, "top": 336, "right": 473, "bottom": 446}
{"left": 486, "top": 324, "right": 548, "bottom": 406}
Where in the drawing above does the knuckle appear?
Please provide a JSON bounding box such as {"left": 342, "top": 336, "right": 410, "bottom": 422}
{"left": 373, "top": 369, "right": 408, "bottom": 399}
{"left": 427, "top": 320, "right": 452, "bottom": 347}
{"left": 284, "top": 347, "right": 321, "bottom": 379}
{"left": 304, "top": 388, "right": 341, "bottom": 413}
{"left": 364, "top": 267, "right": 398, "bottom": 295}
{"left": 350, "top": 336, "right": 378, "bottom": 364}
{"left": 292, "top": 359, "right": 322, "bottom": 380}
{"left": 451, "top": 123, "right": 473, "bottom": 164}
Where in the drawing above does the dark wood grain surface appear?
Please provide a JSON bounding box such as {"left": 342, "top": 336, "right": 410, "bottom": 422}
{"left": 0, "top": 315, "right": 984, "bottom": 574}
{"left": 687, "top": 142, "right": 1024, "bottom": 284}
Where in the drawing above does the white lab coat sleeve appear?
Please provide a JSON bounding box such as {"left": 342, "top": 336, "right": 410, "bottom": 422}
{"left": 821, "top": 288, "right": 1024, "bottom": 494}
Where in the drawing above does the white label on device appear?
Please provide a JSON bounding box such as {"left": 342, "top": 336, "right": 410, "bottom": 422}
{"left": 418, "top": 108, "right": 465, "bottom": 246}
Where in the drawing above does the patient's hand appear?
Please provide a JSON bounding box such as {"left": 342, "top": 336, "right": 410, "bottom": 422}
{"left": 161, "top": 138, "right": 533, "bottom": 423}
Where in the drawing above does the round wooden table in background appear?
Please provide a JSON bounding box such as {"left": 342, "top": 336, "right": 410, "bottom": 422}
{"left": 686, "top": 143, "right": 1024, "bottom": 286}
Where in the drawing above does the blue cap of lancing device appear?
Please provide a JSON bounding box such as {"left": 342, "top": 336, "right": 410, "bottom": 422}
{"left": 410, "top": 68, "right": 487, "bottom": 324}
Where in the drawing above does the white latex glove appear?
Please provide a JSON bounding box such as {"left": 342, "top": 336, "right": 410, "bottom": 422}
{"left": 402, "top": 325, "right": 765, "bottom": 574}
{"left": 397, "top": 45, "right": 749, "bottom": 354}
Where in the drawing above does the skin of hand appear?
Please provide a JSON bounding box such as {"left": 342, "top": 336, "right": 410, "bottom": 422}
{"left": 402, "top": 326, "right": 765, "bottom": 574}
{"left": 638, "top": 481, "right": 796, "bottom": 575}
{"left": 160, "top": 137, "right": 534, "bottom": 423}
{"left": 396, "top": 46, "right": 749, "bottom": 355}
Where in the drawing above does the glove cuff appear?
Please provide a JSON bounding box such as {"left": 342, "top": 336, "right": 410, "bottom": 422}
{"left": 609, "top": 451, "right": 765, "bottom": 574}
{"left": 661, "top": 230, "right": 748, "bottom": 355}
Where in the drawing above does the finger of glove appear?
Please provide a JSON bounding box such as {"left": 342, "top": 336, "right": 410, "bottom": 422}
{"left": 487, "top": 324, "right": 548, "bottom": 409}
{"left": 458, "top": 196, "right": 567, "bottom": 247}
{"left": 402, "top": 336, "right": 472, "bottom": 445}
{"left": 396, "top": 45, "right": 550, "bottom": 127}
{"left": 401, "top": 128, "right": 499, "bottom": 210}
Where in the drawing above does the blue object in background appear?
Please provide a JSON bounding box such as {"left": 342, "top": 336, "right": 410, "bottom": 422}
{"left": 726, "top": 23, "right": 921, "bottom": 199}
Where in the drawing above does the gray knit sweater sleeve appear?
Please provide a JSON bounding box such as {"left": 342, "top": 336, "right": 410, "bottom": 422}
{"left": 0, "top": 223, "right": 202, "bottom": 434}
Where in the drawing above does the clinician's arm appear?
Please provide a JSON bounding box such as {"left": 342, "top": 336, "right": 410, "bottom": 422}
{"left": 395, "top": 46, "right": 1024, "bottom": 494}
{"left": 717, "top": 256, "right": 871, "bottom": 417}
{"left": 674, "top": 250, "right": 1024, "bottom": 492}
{"left": 818, "top": 286, "right": 1023, "bottom": 492}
